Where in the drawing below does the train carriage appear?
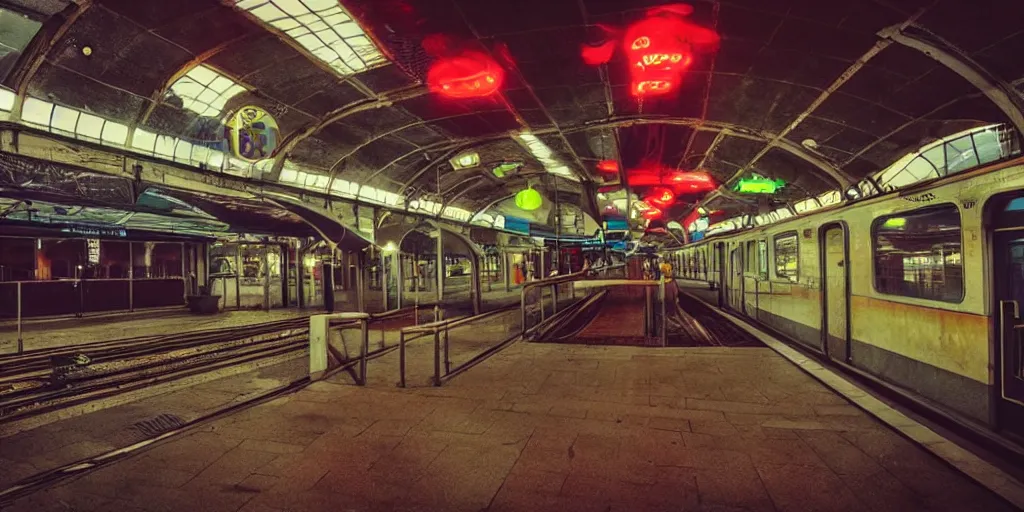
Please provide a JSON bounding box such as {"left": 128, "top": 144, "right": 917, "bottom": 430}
{"left": 667, "top": 155, "right": 1024, "bottom": 442}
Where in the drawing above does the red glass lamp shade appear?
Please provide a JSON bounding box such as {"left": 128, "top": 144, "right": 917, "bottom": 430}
{"left": 596, "top": 160, "right": 620, "bottom": 173}
{"left": 667, "top": 171, "right": 716, "bottom": 193}
{"left": 641, "top": 207, "right": 663, "bottom": 220}
{"left": 427, "top": 51, "right": 505, "bottom": 99}
{"left": 645, "top": 187, "right": 675, "bottom": 207}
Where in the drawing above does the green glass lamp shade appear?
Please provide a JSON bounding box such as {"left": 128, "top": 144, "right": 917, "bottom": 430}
{"left": 515, "top": 188, "right": 543, "bottom": 211}
{"left": 735, "top": 174, "right": 786, "bottom": 194}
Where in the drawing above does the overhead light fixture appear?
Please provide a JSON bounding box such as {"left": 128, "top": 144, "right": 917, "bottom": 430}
{"left": 382, "top": 241, "right": 398, "bottom": 254}
{"left": 696, "top": 206, "right": 708, "bottom": 216}
{"left": 450, "top": 152, "right": 480, "bottom": 170}
{"left": 596, "top": 160, "right": 619, "bottom": 173}
{"left": 515, "top": 187, "right": 543, "bottom": 211}
{"left": 735, "top": 174, "right": 786, "bottom": 194}
{"left": 491, "top": 161, "right": 520, "bottom": 178}
{"left": 81, "top": 46, "right": 93, "bottom": 57}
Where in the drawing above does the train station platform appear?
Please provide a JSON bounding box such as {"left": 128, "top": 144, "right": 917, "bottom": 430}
{"left": 4, "top": 325, "right": 1015, "bottom": 511}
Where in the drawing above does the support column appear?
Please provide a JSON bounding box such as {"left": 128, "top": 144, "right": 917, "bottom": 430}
{"left": 356, "top": 250, "right": 366, "bottom": 313}
{"left": 503, "top": 250, "right": 510, "bottom": 292}
{"left": 262, "top": 245, "right": 271, "bottom": 311}
{"left": 235, "top": 244, "right": 241, "bottom": 309}
{"left": 470, "top": 253, "right": 482, "bottom": 315}
{"left": 436, "top": 229, "right": 444, "bottom": 302}
{"left": 396, "top": 253, "right": 403, "bottom": 310}
{"left": 323, "top": 255, "right": 335, "bottom": 313}
{"left": 381, "top": 252, "right": 389, "bottom": 311}
{"left": 297, "top": 247, "right": 306, "bottom": 309}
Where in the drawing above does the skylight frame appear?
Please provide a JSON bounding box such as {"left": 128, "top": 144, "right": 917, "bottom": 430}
{"left": 168, "top": 65, "right": 247, "bottom": 118}
{"left": 229, "top": 0, "right": 387, "bottom": 76}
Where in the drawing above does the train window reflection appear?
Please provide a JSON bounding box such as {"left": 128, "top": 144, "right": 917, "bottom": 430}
{"left": 774, "top": 233, "right": 799, "bottom": 282}
{"left": 873, "top": 205, "right": 963, "bottom": 303}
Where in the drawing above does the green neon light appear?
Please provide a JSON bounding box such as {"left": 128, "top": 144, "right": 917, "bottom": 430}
{"left": 492, "top": 162, "right": 521, "bottom": 178}
{"left": 735, "top": 174, "right": 786, "bottom": 194}
{"left": 883, "top": 217, "right": 907, "bottom": 229}
{"left": 515, "top": 188, "right": 542, "bottom": 211}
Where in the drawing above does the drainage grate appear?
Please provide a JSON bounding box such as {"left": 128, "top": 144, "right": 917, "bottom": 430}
{"left": 131, "top": 413, "right": 186, "bottom": 437}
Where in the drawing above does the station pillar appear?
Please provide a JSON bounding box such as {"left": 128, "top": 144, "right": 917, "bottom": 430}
{"left": 470, "top": 253, "right": 482, "bottom": 315}
{"left": 323, "top": 256, "right": 335, "bottom": 313}
{"left": 436, "top": 229, "right": 444, "bottom": 303}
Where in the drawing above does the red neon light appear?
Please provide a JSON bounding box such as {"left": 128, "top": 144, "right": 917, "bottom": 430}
{"left": 596, "top": 159, "right": 619, "bottom": 173}
{"left": 581, "top": 41, "right": 617, "bottom": 66}
{"left": 579, "top": 4, "right": 720, "bottom": 99}
{"left": 642, "top": 207, "right": 663, "bottom": 220}
{"left": 427, "top": 50, "right": 505, "bottom": 99}
{"left": 645, "top": 187, "right": 675, "bottom": 207}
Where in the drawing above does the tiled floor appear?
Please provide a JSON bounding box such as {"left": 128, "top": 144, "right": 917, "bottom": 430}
{"left": 4, "top": 336, "right": 1013, "bottom": 512}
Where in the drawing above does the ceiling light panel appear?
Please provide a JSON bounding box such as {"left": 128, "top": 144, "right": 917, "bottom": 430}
{"left": 516, "top": 132, "right": 580, "bottom": 182}
{"left": 169, "top": 65, "right": 247, "bottom": 117}
{"left": 230, "top": 0, "right": 387, "bottom": 76}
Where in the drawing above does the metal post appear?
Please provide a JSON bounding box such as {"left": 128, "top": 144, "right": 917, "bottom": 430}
{"left": 235, "top": 244, "right": 241, "bottom": 309}
{"left": 359, "top": 317, "right": 368, "bottom": 386}
{"left": 414, "top": 253, "right": 420, "bottom": 325}
{"left": 16, "top": 282, "right": 23, "bottom": 354}
{"left": 504, "top": 251, "right": 510, "bottom": 292}
{"left": 471, "top": 254, "right": 481, "bottom": 315}
{"left": 323, "top": 257, "right": 335, "bottom": 313}
{"left": 660, "top": 280, "right": 667, "bottom": 347}
{"left": 180, "top": 243, "right": 186, "bottom": 304}
{"left": 552, "top": 284, "right": 558, "bottom": 316}
{"left": 263, "top": 245, "right": 271, "bottom": 311}
{"left": 381, "top": 252, "right": 389, "bottom": 311}
{"left": 436, "top": 229, "right": 444, "bottom": 302}
{"left": 296, "top": 247, "right": 306, "bottom": 309}
{"left": 433, "top": 330, "right": 442, "bottom": 386}
{"left": 356, "top": 250, "right": 366, "bottom": 313}
{"left": 399, "top": 331, "right": 407, "bottom": 387}
{"left": 396, "top": 253, "right": 403, "bottom": 310}
{"left": 444, "top": 326, "right": 450, "bottom": 375}
{"left": 128, "top": 243, "right": 134, "bottom": 312}
{"left": 644, "top": 286, "right": 652, "bottom": 338}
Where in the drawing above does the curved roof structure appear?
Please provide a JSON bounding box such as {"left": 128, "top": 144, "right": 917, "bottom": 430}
{"left": 1, "top": 0, "right": 1022, "bottom": 235}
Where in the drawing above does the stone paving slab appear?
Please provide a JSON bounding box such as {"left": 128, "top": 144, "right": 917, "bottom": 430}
{"left": 3, "top": 339, "right": 1016, "bottom": 512}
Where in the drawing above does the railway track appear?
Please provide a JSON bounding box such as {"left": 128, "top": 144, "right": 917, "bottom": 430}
{"left": 0, "top": 311, "right": 417, "bottom": 426}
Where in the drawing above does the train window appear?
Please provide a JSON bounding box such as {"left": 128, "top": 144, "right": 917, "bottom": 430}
{"left": 873, "top": 204, "right": 963, "bottom": 303}
{"left": 745, "top": 241, "right": 757, "bottom": 273}
{"left": 774, "top": 233, "right": 799, "bottom": 282}
{"left": 758, "top": 240, "right": 768, "bottom": 278}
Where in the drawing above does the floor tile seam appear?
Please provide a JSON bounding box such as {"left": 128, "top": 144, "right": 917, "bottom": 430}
{"left": 694, "top": 294, "right": 1024, "bottom": 510}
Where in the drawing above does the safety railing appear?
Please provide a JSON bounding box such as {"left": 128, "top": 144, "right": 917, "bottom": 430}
{"left": 566, "top": 279, "right": 668, "bottom": 346}
{"left": 397, "top": 306, "right": 515, "bottom": 387}
{"left": 309, "top": 313, "right": 370, "bottom": 384}
{"left": 520, "top": 263, "right": 628, "bottom": 340}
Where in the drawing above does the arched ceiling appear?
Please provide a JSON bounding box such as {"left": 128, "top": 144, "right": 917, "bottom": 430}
{"left": 2, "top": 0, "right": 1023, "bottom": 227}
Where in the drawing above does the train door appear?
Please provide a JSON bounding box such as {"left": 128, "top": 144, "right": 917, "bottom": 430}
{"left": 990, "top": 193, "right": 1024, "bottom": 434}
{"left": 820, "top": 224, "right": 850, "bottom": 361}
{"left": 716, "top": 243, "right": 726, "bottom": 307}
{"left": 729, "top": 245, "right": 744, "bottom": 311}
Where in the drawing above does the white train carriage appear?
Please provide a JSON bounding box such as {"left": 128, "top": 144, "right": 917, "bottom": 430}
{"left": 668, "top": 155, "right": 1024, "bottom": 441}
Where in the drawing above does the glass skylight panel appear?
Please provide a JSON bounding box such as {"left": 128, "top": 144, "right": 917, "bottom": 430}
{"left": 0, "top": 87, "right": 14, "bottom": 115}
{"left": 517, "top": 132, "right": 581, "bottom": 181}
{"left": 169, "top": 65, "right": 247, "bottom": 117}
{"left": 229, "top": 0, "right": 386, "bottom": 76}
{"left": 21, "top": 97, "right": 53, "bottom": 127}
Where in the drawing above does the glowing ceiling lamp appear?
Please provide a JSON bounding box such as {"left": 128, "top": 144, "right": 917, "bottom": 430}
{"left": 645, "top": 187, "right": 675, "bottom": 207}
{"left": 735, "top": 174, "right": 786, "bottom": 194}
{"left": 641, "top": 206, "right": 663, "bottom": 220}
{"left": 427, "top": 50, "right": 504, "bottom": 99}
{"left": 515, "top": 187, "right": 543, "bottom": 211}
{"left": 597, "top": 159, "right": 620, "bottom": 174}
{"left": 492, "top": 161, "right": 520, "bottom": 178}
{"left": 579, "top": 3, "right": 720, "bottom": 99}
{"left": 450, "top": 152, "right": 480, "bottom": 170}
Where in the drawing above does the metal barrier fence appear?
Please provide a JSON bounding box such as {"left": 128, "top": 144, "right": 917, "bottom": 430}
{"left": 392, "top": 263, "right": 674, "bottom": 388}
{"left": 520, "top": 264, "right": 627, "bottom": 339}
